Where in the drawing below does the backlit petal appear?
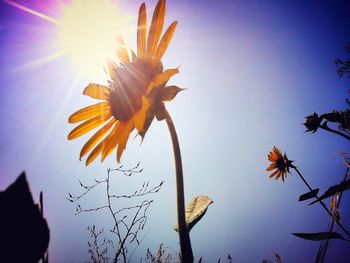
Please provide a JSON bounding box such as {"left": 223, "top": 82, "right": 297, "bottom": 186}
{"left": 117, "top": 37, "right": 130, "bottom": 64}
{"left": 83, "top": 83, "right": 110, "bottom": 100}
{"left": 266, "top": 164, "right": 276, "bottom": 171}
{"left": 155, "top": 21, "right": 177, "bottom": 60}
{"left": 116, "top": 121, "right": 134, "bottom": 162}
{"left": 147, "top": 68, "right": 179, "bottom": 94}
{"left": 68, "top": 112, "right": 111, "bottom": 140}
{"left": 68, "top": 102, "right": 110, "bottom": 123}
{"left": 146, "top": 0, "right": 165, "bottom": 55}
{"left": 80, "top": 119, "right": 116, "bottom": 159}
{"left": 269, "top": 170, "right": 279, "bottom": 178}
{"left": 86, "top": 143, "right": 103, "bottom": 166}
{"left": 101, "top": 122, "right": 126, "bottom": 161}
{"left": 134, "top": 97, "right": 150, "bottom": 132}
{"left": 137, "top": 3, "right": 147, "bottom": 58}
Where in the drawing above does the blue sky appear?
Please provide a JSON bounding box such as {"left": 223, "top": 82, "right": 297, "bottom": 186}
{"left": 1, "top": 0, "right": 350, "bottom": 262}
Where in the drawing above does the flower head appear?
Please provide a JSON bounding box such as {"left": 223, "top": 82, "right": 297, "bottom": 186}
{"left": 304, "top": 112, "right": 321, "bottom": 133}
{"left": 68, "top": 0, "right": 183, "bottom": 165}
{"left": 266, "top": 147, "right": 293, "bottom": 182}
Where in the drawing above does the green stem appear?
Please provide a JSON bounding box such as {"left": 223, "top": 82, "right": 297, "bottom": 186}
{"left": 292, "top": 166, "right": 350, "bottom": 239}
{"left": 165, "top": 109, "right": 194, "bottom": 263}
{"left": 319, "top": 124, "right": 350, "bottom": 141}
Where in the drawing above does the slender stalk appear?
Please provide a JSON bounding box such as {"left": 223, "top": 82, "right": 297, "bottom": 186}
{"left": 319, "top": 124, "right": 350, "bottom": 141}
{"left": 165, "top": 109, "right": 194, "bottom": 263}
{"left": 292, "top": 166, "right": 350, "bottom": 239}
{"left": 317, "top": 167, "right": 349, "bottom": 263}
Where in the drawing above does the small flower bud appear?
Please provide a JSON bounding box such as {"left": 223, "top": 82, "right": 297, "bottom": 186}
{"left": 304, "top": 112, "right": 321, "bottom": 133}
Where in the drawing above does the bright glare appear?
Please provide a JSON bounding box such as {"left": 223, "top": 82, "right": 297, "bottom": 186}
{"left": 56, "top": 0, "right": 129, "bottom": 81}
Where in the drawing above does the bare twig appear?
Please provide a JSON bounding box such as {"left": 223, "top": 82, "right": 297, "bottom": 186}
{"left": 68, "top": 164, "right": 163, "bottom": 263}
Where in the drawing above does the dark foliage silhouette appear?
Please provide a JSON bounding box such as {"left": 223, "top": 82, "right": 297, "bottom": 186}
{"left": 0, "top": 172, "right": 49, "bottom": 263}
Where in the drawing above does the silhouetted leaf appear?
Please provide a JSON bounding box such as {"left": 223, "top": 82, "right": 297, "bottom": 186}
{"left": 321, "top": 111, "right": 343, "bottom": 123}
{"left": 0, "top": 172, "right": 50, "bottom": 262}
{"left": 174, "top": 195, "right": 213, "bottom": 232}
{"left": 298, "top": 189, "right": 319, "bottom": 201}
{"left": 293, "top": 232, "right": 345, "bottom": 241}
{"left": 309, "top": 180, "right": 350, "bottom": 205}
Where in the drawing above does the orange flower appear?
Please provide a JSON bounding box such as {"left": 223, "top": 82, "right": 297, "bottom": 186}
{"left": 266, "top": 147, "right": 293, "bottom": 181}
{"left": 68, "top": 0, "right": 183, "bottom": 165}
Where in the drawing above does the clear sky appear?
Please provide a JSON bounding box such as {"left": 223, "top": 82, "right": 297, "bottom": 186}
{"left": 1, "top": 0, "right": 350, "bottom": 262}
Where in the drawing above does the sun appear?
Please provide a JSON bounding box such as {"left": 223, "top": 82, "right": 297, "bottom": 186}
{"left": 5, "top": 0, "right": 131, "bottom": 81}
{"left": 56, "top": 0, "right": 130, "bottom": 80}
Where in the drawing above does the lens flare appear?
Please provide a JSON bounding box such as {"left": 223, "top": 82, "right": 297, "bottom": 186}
{"left": 5, "top": 0, "right": 132, "bottom": 81}
{"left": 56, "top": 0, "right": 129, "bottom": 79}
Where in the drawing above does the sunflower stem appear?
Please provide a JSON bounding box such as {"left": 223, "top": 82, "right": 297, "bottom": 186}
{"left": 319, "top": 124, "right": 350, "bottom": 141}
{"left": 292, "top": 166, "right": 350, "bottom": 239}
{"left": 165, "top": 110, "right": 194, "bottom": 263}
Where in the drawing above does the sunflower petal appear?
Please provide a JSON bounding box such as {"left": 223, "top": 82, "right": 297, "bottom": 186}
{"left": 101, "top": 122, "right": 125, "bottom": 161}
{"left": 106, "top": 60, "right": 119, "bottom": 76}
{"left": 137, "top": 3, "right": 147, "bottom": 58}
{"left": 273, "top": 146, "right": 281, "bottom": 157}
{"left": 116, "top": 121, "right": 134, "bottom": 162}
{"left": 147, "top": 68, "right": 179, "bottom": 94}
{"left": 138, "top": 112, "right": 154, "bottom": 140}
{"left": 83, "top": 83, "right": 110, "bottom": 100}
{"left": 269, "top": 170, "right": 279, "bottom": 178}
{"left": 86, "top": 122, "right": 121, "bottom": 165}
{"left": 266, "top": 164, "right": 276, "bottom": 171}
{"left": 155, "top": 21, "right": 177, "bottom": 60}
{"left": 146, "top": 0, "right": 166, "bottom": 55}
{"left": 275, "top": 171, "right": 282, "bottom": 180}
{"left": 117, "top": 36, "right": 130, "bottom": 64}
{"left": 80, "top": 119, "right": 116, "bottom": 159}
{"left": 68, "top": 102, "right": 110, "bottom": 123}
{"left": 268, "top": 152, "right": 277, "bottom": 162}
{"left": 86, "top": 143, "right": 103, "bottom": 166}
{"left": 134, "top": 97, "right": 150, "bottom": 132}
{"left": 68, "top": 112, "right": 111, "bottom": 140}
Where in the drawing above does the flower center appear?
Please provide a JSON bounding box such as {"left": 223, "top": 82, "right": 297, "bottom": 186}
{"left": 276, "top": 157, "right": 286, "bottom": 171}
{"left": 109, "top": 60, "right": 162, "bottom": 122}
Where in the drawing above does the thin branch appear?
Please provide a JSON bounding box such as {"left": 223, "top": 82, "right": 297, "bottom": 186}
{"left": 110, "top": 181, "right": 164, "bottom": 199}
{"left": 68, "top": 164, "right": 164, "bottom": 263}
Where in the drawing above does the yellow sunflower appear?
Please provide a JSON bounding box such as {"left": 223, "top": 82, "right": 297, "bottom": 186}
{"left": 266, "top": 146, "right": 293, "bottom": 181}
{"left": 68, "top": 0, "right": 183, "bottom": 165}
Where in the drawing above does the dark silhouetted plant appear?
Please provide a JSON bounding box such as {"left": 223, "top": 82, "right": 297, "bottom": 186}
{"left": 268, "top": 44, "right": 350, "bottom": 263}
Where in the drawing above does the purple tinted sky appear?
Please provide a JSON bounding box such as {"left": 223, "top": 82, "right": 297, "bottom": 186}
{"left": 1, "top": 0, "right": 350, "bottom": 262}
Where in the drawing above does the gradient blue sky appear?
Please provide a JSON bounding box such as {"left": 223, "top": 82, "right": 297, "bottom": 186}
{"left": 1, "top": 0, "right": 350, "bottom": 262}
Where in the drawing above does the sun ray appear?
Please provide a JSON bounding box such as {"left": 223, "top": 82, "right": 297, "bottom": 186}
{"left": 29, "top": 71, "right": 82, "bottom": 165}
{"left": 5, "top": 0, "right": 133, "bottom": 81}
{"left": 4, "top": 0, "right": 61, "bottom": 25}
{"left": 11, "top": 50, "right": 67, "bottom": 72}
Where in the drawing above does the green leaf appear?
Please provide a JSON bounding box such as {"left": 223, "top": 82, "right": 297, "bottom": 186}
{"left": 160, "top": 85, "right": 185, "bottom": 102}
{"left": 309, "top": 180, "right": 350, "bottom": 205}
{"left": 292, "top": 232, "right": 345, "bottom": 241}
{"left": 298, "top": 189, "right": 319, "bottom": 201}
{"left": 174, "top": 195, "right": 213, "bottom": 232}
